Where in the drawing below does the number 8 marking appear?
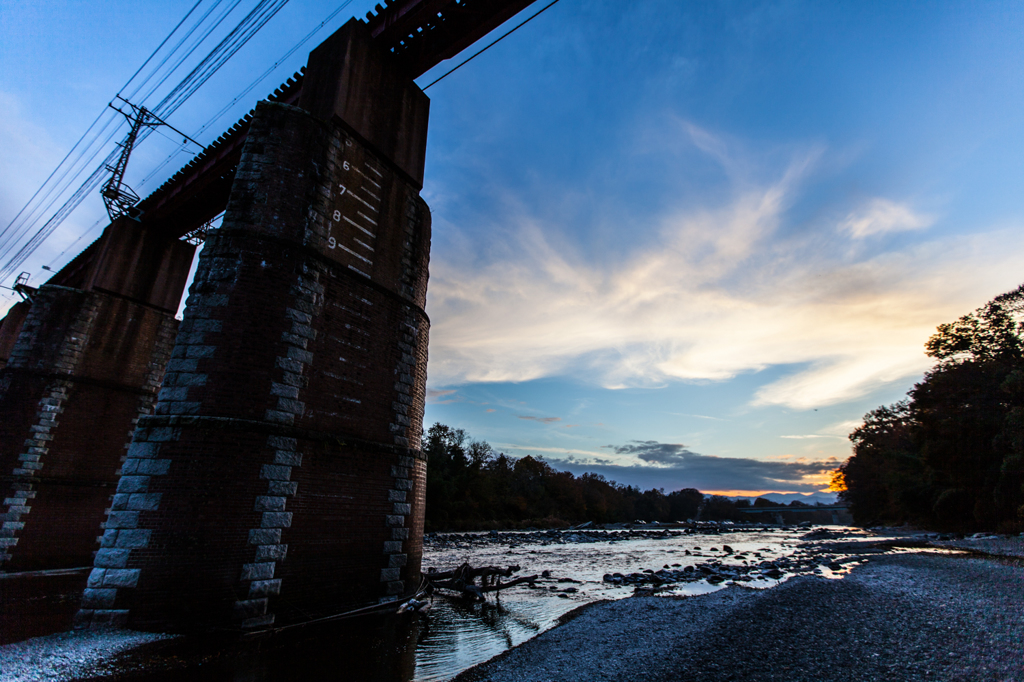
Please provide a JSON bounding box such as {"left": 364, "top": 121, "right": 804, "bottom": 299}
{"left": 333, "top": 210, "right": 341, "bottom": 221}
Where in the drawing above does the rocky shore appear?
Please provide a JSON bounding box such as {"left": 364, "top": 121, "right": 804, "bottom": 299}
{"left": 426, "top": 525, "right": 946, "bottom": 592}
{"left": 455, "top": 537, "right": 1024, "bottom": 682}
{"left": 2, "top": 528, "right": 1021, "bottom": 681}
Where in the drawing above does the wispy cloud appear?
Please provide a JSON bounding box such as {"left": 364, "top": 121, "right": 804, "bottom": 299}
{"left": 780, "top": 434, "right": 846, "bottom": 440}
{"left": 517, "top": 415, "right": 561, "bottom": 423}
{"left": 495, "top": 444, "right": 610, "bottom": 462}
{"left": 670, "top": 413, "right": 727, "bottom": 421}
{"left": 819, "top": 419, "right": 864, "bottom": 438}
{"left": 425, "top": 123, "right": 1024, "bottom": 409}
{"left": 840, "top": 198, "right": 932, "bottom": 238}
{"left": 426, "top": 388, "right": 458, "bottom": 404}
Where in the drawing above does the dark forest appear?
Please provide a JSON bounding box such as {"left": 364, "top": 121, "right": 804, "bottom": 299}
{"left": 838, "top": 284, "right": 1024, "bottom": 532}
{"left": 422, "top": 422, "right": 837, "bottom": 531}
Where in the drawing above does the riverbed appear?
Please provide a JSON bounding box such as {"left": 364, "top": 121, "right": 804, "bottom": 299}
{"left": 414, "top": 525, "right": 858, "bottom": 681}
{"left": 0, "top": 524, "right": 958, "bottom": 682}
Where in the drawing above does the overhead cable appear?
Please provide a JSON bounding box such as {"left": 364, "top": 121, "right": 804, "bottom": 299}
{"left": 422, "top": 0, "right": 563, "bottom": 90}
{"left": 0, "top": 1, "right": 224, "bottom": 278}
{"left": 0, "top": 0, "right": 295, "bottom": 284}
{"left": 139, "top": 0, "right": 355, "bottom": 191}
{"left": 119, "top": 0, "right": 206, "bottom": 99}
{"left": 0, "top": 1, "right": 205, "bottom": 250}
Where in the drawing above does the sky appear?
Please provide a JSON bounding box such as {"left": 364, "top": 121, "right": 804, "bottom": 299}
{"left": 3, "top": 1, "right": 1024, "bottom": 499}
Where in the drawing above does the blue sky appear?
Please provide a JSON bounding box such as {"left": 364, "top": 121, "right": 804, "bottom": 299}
{"left": 3, "top": 1, "right": 1024, "bottom": 497}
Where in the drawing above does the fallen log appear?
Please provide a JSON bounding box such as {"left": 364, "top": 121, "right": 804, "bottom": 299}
{"left": 480, "top": 575, "right": 537, "bottom": 592}
{"left": 425, "top": 563, "right": 520, "bottom": 581}
{"left": 424, "top": 563, "right": 536, "bottom": 601}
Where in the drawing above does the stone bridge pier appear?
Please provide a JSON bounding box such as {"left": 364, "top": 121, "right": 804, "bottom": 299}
{"left": 0, "top": 220, "right": 194, "bottom": 572}
{"left": 76, "top": 20, "right": 432, "bottom": 632}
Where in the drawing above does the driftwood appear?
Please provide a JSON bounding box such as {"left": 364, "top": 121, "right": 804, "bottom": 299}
{"left": 425, "top": 563, "right": 537, "bottom": 600}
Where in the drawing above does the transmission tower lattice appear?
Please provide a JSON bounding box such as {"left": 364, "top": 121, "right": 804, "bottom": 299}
{"left": 100, "top": 98, "right": 203, "bottom": 222}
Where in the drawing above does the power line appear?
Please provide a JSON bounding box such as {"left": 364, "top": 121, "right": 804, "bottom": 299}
{"left": 135, "top": 0, "right": 243, "bottom": 106}
{"left": 0, "top": 2, "right": 206, "bottom": 249}
{"left": 0, "top": 111, "right": 115, "bottom": 255}
{"left": 127, "top": 0, "right": 293, "bottom": 187}
{"left": 152, "top": 0, "right": 288, "bottom": 118}
{"left": 1, "top": 3, "right": 215, "bottom": 242}
{"left": 4, "top": 0, "right": 542, "bottom": 285}
{"left": 0, "top": 1, "right": 229, "bottom": 278}
{"left": 422, "top": 0, "right": 563, "bottom": 90}
{"left": 0, "top": 0, "right": 297, "bottom": 284}
{"left": 0, "top": 159, "right": 114, "bottom": 283}
{"left": 0, "top": 124, "right": 124, "bottom": 269}
{"left": 45, "top": 219, "right": 107, "bottom": 269}
{"left": 139, "top": 0, "right": 355, "bottom": 192}
{"left": 118, "top": 0, "right": 205, "bottom": 99}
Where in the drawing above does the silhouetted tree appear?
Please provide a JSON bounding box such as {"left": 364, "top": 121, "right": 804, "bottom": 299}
{"left": 839, "top": 283, "right": 1024, "bottom": 531}
{"left": 668, "top": 488, "right": 704, "bottom": 520}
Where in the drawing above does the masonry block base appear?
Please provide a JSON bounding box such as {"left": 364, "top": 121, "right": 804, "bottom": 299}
{"left": 0, "top": 286, "right": 179, "bottom": 571}
{"left": 78, "top": 88, "right": 431, "bottom": 632}
{"left": 100, "top": 418, "right": 425, "bottom": 632}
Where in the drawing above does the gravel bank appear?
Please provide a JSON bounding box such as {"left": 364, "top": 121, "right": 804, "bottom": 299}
{"left": 0, "top": 630, "right": 175, "bottom": 682}
{"left": 934, "top": 534, "right": 1024, "bottom": 559}
{"left": 455, "top": 552, "right": 1024, "bottom": 682}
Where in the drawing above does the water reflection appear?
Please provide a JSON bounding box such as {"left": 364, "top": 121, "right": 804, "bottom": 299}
{"left": 414, "top": 597, "right": 543, "bottom": 681}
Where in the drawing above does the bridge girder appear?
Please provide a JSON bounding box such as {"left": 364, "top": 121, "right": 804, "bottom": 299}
{"left": 45, "top": 0, "right": 536, "bottom": 289}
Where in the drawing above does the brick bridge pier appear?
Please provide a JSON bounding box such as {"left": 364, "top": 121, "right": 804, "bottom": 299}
{"left": 0, "top": 222, "right": 193, "bottom": 572}
{"left": 74, "top": 21, "right": 432, "bottom": 631}
{"left": 0, "top": 0, "right": 536, "bottom": 635}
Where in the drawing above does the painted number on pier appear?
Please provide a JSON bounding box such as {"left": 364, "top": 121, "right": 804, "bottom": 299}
{"left": 324, "top": 132, "right": 384, "bottom": 276}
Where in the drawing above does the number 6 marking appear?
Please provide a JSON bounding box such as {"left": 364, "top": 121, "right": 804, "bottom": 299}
{"left": 343, "top": 161, "right": 350, "bottom": 171}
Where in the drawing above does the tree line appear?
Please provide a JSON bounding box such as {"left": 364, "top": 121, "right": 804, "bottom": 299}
{"left": 422, "top": 423, "right": 835, "bottom": 531}
{"left": 837, "top": 284, "right": 1024, "bottom": 532}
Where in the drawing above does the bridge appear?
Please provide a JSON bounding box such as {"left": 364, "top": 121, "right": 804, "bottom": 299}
{"left": 0, "top": 0, "right": 539, "bottom": 633}
{"left": 738, "top": 506, "right": 850, "bottom": 525}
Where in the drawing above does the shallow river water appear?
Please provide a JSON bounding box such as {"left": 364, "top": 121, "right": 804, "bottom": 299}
{"left": 104, "top": 526, "right": 864, "bottom": 681}
{"left": 412, "top": 525, "right": 855, "bottom": 681}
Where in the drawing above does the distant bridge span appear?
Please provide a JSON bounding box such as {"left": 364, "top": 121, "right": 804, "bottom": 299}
{"left": 737, "top": 506, "right": 848, "bottom": 514}
{"left": 738, "top": 505, "right": 850, "bottom": 525}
